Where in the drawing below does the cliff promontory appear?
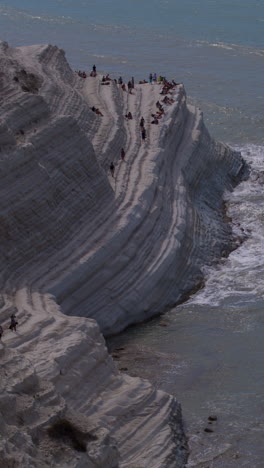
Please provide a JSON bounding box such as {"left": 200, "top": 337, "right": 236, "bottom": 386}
{"left": 0, "top": 41, "right": 245, "bottom": 467}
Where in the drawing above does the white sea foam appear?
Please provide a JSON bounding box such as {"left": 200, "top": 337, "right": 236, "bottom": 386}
{"left": 196, "top": 39, "right": 264, "bottom": 57}
{"left": 209, "top": 42, "right": 234, "bottom": 50}
{"left": 0, "top": 5, "right": 74, "bottom": 25}
{"left": 189, "top": 144, "right": 264, "bottom": 307}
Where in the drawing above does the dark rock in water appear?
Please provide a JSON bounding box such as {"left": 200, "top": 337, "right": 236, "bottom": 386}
{"left": 208, "top": 415, "right": 217, "bottom": 422}
{"left": 204, "top": 428, "right": 214, "bottom": 433}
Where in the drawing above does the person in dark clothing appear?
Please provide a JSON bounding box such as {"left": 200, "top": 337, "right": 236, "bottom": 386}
{"left": 141, "top": 127, "right": 146, "bottom": 140}
{"left": 110, "top": 162, "right": 115, "bottom": 177}
{"left": 140, "top": 117, "right": 145, "bottom": 127}
{"left": 93, "top": 64, "right": 96, "bottom": 72}
{"left": 121, "top": 148, "right": 125, "bottom": 160}
{"left": 9, "top": 314, "right": 18, "bottom": 332}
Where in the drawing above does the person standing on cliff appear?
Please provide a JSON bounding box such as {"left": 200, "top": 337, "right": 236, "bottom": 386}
{"left": 127, "top": 81, "right": 132, "bottom": 94}
{"left": 9, "top": 314, "right": 18, "bottom": 332}
{"left": 90, "top": 64, "right": 97, "bottom": 77}
{"left": 110, "top": 162, "right": 115, "bottom": 177}
{"left": 121, "top": 148, "right": 125, "bottom": 160}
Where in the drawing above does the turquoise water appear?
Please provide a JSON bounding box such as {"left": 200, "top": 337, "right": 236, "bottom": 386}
{"left": 1, "top": 0, "right": 264, "bottom": 144}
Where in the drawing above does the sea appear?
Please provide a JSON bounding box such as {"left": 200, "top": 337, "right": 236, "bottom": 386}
{"left": 1, "top": 1, "right": 264, "bottom": 466}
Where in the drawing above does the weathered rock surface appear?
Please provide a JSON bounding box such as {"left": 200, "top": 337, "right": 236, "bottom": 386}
{"left": 0, "top": 40, "right": 245, "bottom": 467}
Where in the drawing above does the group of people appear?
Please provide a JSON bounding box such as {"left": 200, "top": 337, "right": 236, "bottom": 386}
{"left": 101, "top": 74, "right": 111, "bottom": 85}
{"left": 109, "top": 147, "right": 126, "bottom": 177}
{"left": 117, "top": 76, "right": 135, "bottom": 93}
{"left": 78, "top": 64, "right": 180, "bottom": 97}
{"left": 76, "top": 64, "right": 98, "bottom": 79}
{"left": 102, "top": 74, "right": 111, "bottom": 82}
{"left": 150, "top": 91, "right": 175, "bottom": 124}
{"left": 0, "top": 67, "right": 179, "bottom": 344}
{"left": 139, "top": 74, "right": 170, "bottom": 85}
{"left": 76, "top": 70, "right": 87, "bottom": 79}
{"left": 162, "top": 95, "right": 174, "bottom": 105}
{"left": 85, "top": 65, "right": 179, "bottom": 176}
{"left": 0, "top": 313, "right": 18, "bottom": 341}
{"left": 117, "top": 74, "right": 181, "bottom": 95}
{"left": 160, "top": 79, "right": 180, "bottom": 95}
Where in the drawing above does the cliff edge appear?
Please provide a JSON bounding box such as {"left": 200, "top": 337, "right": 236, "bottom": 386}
{"left": 0, "top": 41, "right": 245, "bottom": 467}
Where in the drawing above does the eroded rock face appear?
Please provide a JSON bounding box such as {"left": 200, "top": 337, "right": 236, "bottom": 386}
{"left": 0, "top": 41, "right": 246, "bottom": 335}
{"left": 0, "top": 346, "right": 119, "bottom": 468}
{"left": 0, "top": 36, "right": 248, "bottom": 466}
{"left": 0, "top": 42, "right": 189, "bottom": 467}
{"left": 0, "top": 291, "right": 187, "bottom": 467}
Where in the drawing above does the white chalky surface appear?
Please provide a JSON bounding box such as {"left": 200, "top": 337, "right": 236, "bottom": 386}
{"left": 0, "top": 41, "right": 244, "bottom": 467}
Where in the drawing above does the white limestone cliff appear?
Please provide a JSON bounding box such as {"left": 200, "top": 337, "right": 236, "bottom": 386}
{"left": 0, "top": 41, "right": 245, "bottom": 467}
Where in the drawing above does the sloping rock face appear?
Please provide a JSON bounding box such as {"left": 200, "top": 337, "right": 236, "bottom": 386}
{"left": 0, "top": 42, "right": 245, "bottom": 335}
{"left": 0, "top": 40, "right": 246, "bottom": 467}
{"left": 0, "top": 345, "right": 119, "bottom": 468}
{"left": 51, "top": 72, "right": 245, "bottom": 336}
{"left": 0, "top": 42, "right": 191, "bottom": 467}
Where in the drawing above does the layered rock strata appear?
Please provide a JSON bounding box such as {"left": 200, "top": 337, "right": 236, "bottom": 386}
{"left": 0, "top": 41, "right": 245, "bottom": 467}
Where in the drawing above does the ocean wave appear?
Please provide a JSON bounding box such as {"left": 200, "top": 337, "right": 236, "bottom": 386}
{"left": 188, "top": 144, "right": 264, "bottom": 307}
{"left": 196, "top": 39, "right": 264, "bottom": 57}
{"left": 0, "top": 5, "right": 76, "bottom": 25}
{"left": 91, "top": 54, "right": 106, "bottom": 59}
{"left": 209, "top": 42, "right": 234, "bottom": 50}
